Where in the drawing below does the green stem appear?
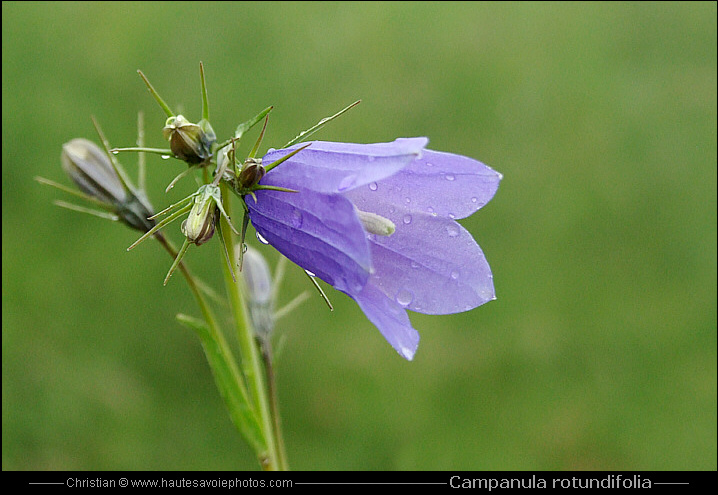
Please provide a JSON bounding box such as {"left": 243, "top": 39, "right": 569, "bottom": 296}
{"left": 219, "top": 183, "right": 284, "bottom": 471}
{"left": 153, "top": 233, "right": 266, "bottom": 456}
{"left": 137, "top": 70, "right": 174, "bottom": 118}
{"left": 260, "top": 341, "right": 288, "bottom": 470}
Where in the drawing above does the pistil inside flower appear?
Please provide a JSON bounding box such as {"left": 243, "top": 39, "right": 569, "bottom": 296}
{"left": 355, "top": 208, "right": 396, "bottom": 237}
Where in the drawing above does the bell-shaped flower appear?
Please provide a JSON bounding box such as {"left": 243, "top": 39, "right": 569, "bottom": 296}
{"left": 245, "top": 138, "right": 501, "bottom": 360}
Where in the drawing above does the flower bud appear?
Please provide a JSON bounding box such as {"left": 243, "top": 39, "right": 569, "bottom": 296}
{"left": 162, "top": 115, "right": 216, "bottom": 164}
{"left": 61, "top": 138, "right": 155, "bottom": 232}
{"left": 181, "top": 190, "right": 218, "bottom": 245}
{"left": 240, "top": 245, "right": 274, "bottom": 339}
{"left": 238, "top": 157, "right": 266, "bottom": 189}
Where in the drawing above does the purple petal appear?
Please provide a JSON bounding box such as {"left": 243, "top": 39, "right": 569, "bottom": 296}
{"left": 350, "top": 282, "right": 420, "bottom": 360}
{"left": 247, "top": 188, "right": 371, "bottom": 294}
{"left": 363, "top": 211, "right": 495, "bottom": 315}
{"left": 260, "top": 138, "right": 428, "bottom": 194}
{"left": 346, "top": 149, "right": 501, "bottom": 220}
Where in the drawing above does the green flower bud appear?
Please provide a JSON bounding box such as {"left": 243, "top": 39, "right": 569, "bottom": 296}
{"left": 238, "top": 157, "right": 266, "bottom": 189}
{"left": 181, "top": 187, "right": 218, "bottom": 245}
{"left": 162, "top": 114, "right": 216, "bottom": 164}
{"left": 61, "top": 138, "right": 155, "bottom": 232}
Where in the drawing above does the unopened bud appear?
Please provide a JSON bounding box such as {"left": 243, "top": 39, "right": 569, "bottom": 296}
{"left": 240, "top": 245, "right": 274, "bottom": 339}
{"left": 61, "top": 138, "right": 155, "bottom": 232}
{"left": 162, "top": 115, "right": 216, "bottom": 164}
{"left": 238, "top": 158, "right": 266, "bottom": 189}
{"left": 181, "top": 190, "right": 218, "bottom": 245}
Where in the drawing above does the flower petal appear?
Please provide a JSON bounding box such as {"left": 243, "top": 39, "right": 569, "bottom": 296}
{"left": 346, "top": 149, "right": 502, "bottom": 220}
{"left": 350, "top": 282, "right": 420, "bottom": 360}
{"left": 247, "top": 188, "right": 371, "bottom": 294}
{"left": 261, "top": 138, "right": 428, "bottom": 194}
{"left": 363, "top": 211, "right": 495, "bottom": 315}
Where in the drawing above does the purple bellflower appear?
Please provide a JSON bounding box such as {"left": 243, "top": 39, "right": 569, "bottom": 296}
{"left": 246, "top": 138, "right": 501, "bottom": 360}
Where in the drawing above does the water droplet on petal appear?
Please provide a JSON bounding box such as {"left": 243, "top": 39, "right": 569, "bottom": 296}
{"left": 410, "top": 261, "right": 420, "bottom": 269}
{"left": 450, "top": 269, "right": 460, "bottom": 280}
{"left": 445, "top": 174, "right": 455, "bottom": 181}
{"left": 161, "top": 154, "right": 171, "bottom": 160}
{"left": 479, "top": 288, "right": 493, "bottom": 300}
{"left": 395, "top": 289, "right": 414, "bottom": 307}
{"left": 367, "top": 156, "right": 375, "bottom": 162}
{"left": 368, "top": 182, "right": 378, "bottom": 191}
{"left": 448, "top": 213, "right": 456, "bottom": 219}
{"left": 446, "top": 224, "right": 460, "bottom": 237}
{"left": 403, "top": 214, "right": 412, "bottom": 224}
{"left": 338, "top": 174, "right": 358, "bottom": 191}
{"left": 471, "top": 197, "right": 478, "bottom": 203}
{"left": 256, "top": 232, "right": 269, "bottom": 244}
{"left": 389, "top": 206, "right": 396, "bottom": 214}
{"left": 425, "top": 162, "right": 433, "bottom": 167}
{"left": 291, "top": 208, "right": 303, "bottom": 228}
{"left": 305, "top": 269, "right": 316, "bottom": 277}
{"left": 268, "top": 148, "right": 276, "bottom": 153}
{"left": 427, "top": 206, "right": 434, "bottom": 213}
{"left": 404, "top": 197, "right": 411, "bottom": 204}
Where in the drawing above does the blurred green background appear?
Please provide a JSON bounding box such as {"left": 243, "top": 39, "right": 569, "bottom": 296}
{"left": 2, "top": 1, "right": 716, "bottom": 471}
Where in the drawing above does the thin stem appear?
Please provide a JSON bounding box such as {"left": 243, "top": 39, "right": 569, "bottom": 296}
{"left": 259, "top": 340, "right": 288, "bottom": 470}
{"left": 137, "top": 111, "right": 147, "bottom": 192}
{"left": 110, "top": 146, "right": 173, "bottom": 156}
{"left": 248, "top": 114, "right": 269, "bottom": 159}
{"left": 91, "top": 116, "right": 137, "bottom": 196}
{"left": 263, "top": 143, "right": 312, "bottom": 174}
{"left": 284, "top": 99, "right": 361, "bottom": 148}
{"left": 220, "top": 183, "right": 284, "bottom": 471}
{"left": 53, "top": 200, "right": 119, "bottom": 221}
{"left": 153, "top": 233, "right": 266, "bottom": 456}
{"left": 138, "top": 70, "right": 174, "bottom": 118}
{"left": 200, "top": 62, "right": 210, "bottom": 122}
